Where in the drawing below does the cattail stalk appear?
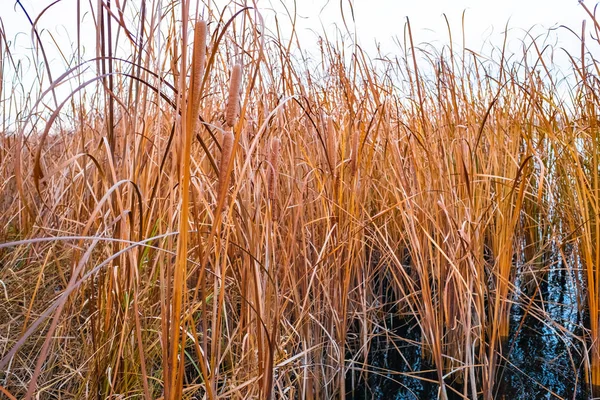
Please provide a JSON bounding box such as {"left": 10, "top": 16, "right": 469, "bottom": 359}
{"left": 225, "top": 63, "right": 243, "bottom": 127}
{"left": 168, "top": 18, "right": 212, "bottom": 400}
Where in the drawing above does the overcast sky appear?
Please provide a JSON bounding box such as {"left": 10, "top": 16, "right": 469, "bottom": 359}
{"left": 2, "top": 0, "right": 595, "bottom": 59}
{"left": 0, "top": 0, "right": 598, "bottom": 122}
{"left": 294, "top": 0, "right": 589, "bottom": 48}
{"left": 262, "top": 0, "right": 596, "bottom": 74}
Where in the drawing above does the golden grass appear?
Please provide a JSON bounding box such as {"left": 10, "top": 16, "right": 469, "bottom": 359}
{"left": 0, "top": 1, "right": 599, "bottom": 399}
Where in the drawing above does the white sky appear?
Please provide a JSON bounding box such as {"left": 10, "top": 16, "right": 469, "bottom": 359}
{"left": 1, "top": 0, "right": 596, "bottom": 63}
{"left": 309, "top": 0, "right": 589, "bottom": 51}
{"left": 0, "top": 0, "right": 598, "bottom": 127}
{"left": 265, "top": 0, "right": 596, "bottom": 74}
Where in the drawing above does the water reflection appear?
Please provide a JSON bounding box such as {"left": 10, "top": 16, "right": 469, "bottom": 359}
{"left": 346, "top": 316, "right": 440, "bottom": 399}
{"left": 346, "top": 259, "right": 589, "bottom": 399}
{"left": 498, "top": 261, "right": 587, "bottom": 399}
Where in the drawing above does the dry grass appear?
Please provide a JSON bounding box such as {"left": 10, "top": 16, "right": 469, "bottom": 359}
{"left": 0, "top": 1, "right": 599, "bottom": 399}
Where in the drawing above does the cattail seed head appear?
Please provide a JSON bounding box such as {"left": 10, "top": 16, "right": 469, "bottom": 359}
{"left": 218, "top": 131, "right": 234, "bottom": 194}
{"left": 190, "top": 20, "right": 207, "bottom": 118}
{"left": 267, "top": 137, "right": 281, "bottom": 201}
{"left": 225, "top": 63, "right": 243, "bottom": 127}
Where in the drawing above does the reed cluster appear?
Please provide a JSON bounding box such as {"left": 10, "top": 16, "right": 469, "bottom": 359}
{"left": 0, "top": 1, "right": 599, "bottom": 399}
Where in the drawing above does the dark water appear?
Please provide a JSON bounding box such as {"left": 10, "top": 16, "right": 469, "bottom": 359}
{"left": 498, "top": 263, "right": 589, "bottom": 399}
{"left": 345, "top": 316, "right": 440, "bottom": 400}
{"left": 345, "top": 260, "right": 592, "bottom": 399}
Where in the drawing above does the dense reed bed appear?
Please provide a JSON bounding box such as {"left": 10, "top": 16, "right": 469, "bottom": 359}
{"left": 0, "top": 1, "right": 599, "bottom": 399}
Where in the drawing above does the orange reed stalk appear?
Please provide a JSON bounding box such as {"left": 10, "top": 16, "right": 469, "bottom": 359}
{"left": 168, "top": 15, "right": 208, "bottom": 400}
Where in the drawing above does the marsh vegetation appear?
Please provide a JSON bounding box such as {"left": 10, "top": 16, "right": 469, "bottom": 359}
{"left": 0, "top": 1, "right": 599, "bottom": 399}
